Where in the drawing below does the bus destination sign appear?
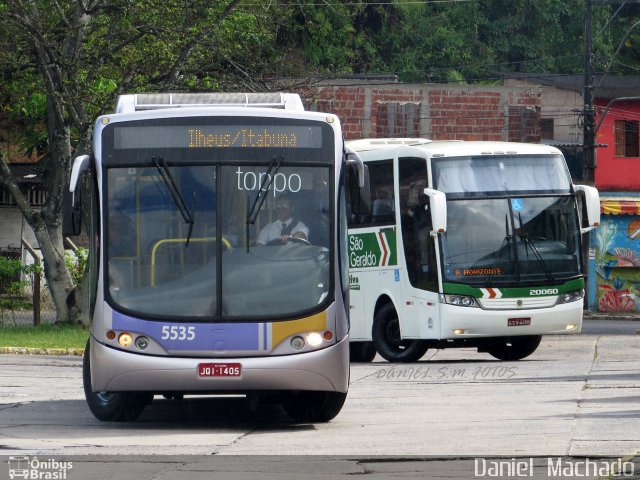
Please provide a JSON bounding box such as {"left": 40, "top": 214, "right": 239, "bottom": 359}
{"left": 113, "top": 125, "right": 323, "bottom": 150}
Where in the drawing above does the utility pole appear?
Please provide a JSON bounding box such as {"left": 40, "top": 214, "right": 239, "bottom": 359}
{"left": 583, "top": 0, "right": 596, "bottom": 184}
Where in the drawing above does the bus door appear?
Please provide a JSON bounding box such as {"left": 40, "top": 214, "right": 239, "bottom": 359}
{"left": 348, "top": 158, "right": 399, "bottom": 341}
{"left": 398, "top": 156, "right": 440, "bottom": 339}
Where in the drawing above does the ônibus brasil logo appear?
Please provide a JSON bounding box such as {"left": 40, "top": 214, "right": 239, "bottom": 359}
{"left": 8, "top": 456, "right": 73, "bottom": 480}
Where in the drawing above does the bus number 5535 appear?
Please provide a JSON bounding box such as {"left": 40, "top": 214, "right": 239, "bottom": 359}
{"left": 161, "top": 326, "right": 196, "bottom": 341}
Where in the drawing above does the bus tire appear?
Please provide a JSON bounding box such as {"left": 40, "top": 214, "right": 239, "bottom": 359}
{"left": 83, "top": 340, "right": 152, "bottom": 421}
{"left": 281, "top": 391, "right": 347, "bottom": 423}
{"left": 372, "top": 303, "right": 429, "bottom": 363}
{"left": 485, "top": 335, "right": 542, "bottom": 361}
{"left": 349, "top": 342, "right": 377, "bottom": 362}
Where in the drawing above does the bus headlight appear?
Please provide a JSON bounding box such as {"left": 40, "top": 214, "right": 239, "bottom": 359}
{"left": 290, "top": 336, "right": 305, "bottom": 350}
{"left": 135, "top": 336, "right": 150, "bottom": 350}
{"left": 288, "top": 332, "right": 330, "bottom": 352}
{"left": 559, "top": 289, "right": 584, "bottom": 304}
{"left": 307, "top": 332, "right": 323, "bottom": 347}
{"left": 441, "top": 294, "right": 479, "bottom": 308}
{"left": 118, "top": 333, "right": 133, "bottom": 347}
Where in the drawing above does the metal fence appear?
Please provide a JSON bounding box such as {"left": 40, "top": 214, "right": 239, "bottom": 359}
{"left": 0, "top": 275, "right": 57, "bottom": 326}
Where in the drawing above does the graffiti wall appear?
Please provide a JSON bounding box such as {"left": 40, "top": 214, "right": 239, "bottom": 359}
{"left": 594, "top": 214, "right": 640, "bottom": 312}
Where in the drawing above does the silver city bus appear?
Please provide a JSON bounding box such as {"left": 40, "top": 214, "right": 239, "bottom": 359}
{"left": 67, "top": 93, "right": 366, "bottom": 421}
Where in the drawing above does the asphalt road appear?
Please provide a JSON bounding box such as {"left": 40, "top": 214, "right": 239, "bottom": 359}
{"left": 0, "top": 329, "right": 639, "bottom": 479}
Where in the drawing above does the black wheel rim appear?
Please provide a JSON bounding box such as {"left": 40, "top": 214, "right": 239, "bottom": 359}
{"left": 383, "top": 315, "right": 411, "bottom": 352}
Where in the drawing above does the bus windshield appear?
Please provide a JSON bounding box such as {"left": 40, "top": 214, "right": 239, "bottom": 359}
{"left": 433, "top": 154, "right": 571, "bottom": 196}
{"left": 441, "top": 196, "right": 581, "bottom": 286}
{"left": 106, "top": 162, "right": 332, "bottom": 320}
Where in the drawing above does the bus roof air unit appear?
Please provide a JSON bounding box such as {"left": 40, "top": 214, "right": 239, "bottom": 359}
{"left": 115, "top": 92, "right": 305, "bottom": 113}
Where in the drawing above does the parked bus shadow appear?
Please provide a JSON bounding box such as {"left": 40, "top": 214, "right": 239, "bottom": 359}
{"left": 137, "top": 395, "right": 315, "bottom": 429}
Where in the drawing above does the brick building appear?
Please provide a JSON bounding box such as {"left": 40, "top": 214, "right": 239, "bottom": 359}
{"left": 298, "top": 79, "right": 542, "bottom": 142}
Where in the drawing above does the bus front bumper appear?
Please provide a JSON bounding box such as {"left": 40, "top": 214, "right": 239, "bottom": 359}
{"left": 437, "top": 300, "right": 582, "bottom": 339}
{"left": 89, "top": 335, "right": 349, "bottom": 393}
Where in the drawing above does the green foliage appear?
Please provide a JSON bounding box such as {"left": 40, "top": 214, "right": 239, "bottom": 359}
{"left": 273, "top": 1, "right": 381, "bottom": 76}
{"left": 2, "top": 0, "right": 639, "bottom": 133}
{"left": 0, "top": 257, "right": 41, "bottom": 310}
{"left": 9, "top": 93, "right": 48, "bottom": 158}
{"left": 65, "top": 248, "right": 88, "bottom": 287}
{"left": 0, "top": 298, "right": 32, "bottom": 310}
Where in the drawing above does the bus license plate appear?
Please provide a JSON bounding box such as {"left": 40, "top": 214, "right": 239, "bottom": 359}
{"left": 198, "top": 363, "right": 241, "bottom": 377}
{"left": 508, "top": 318, "right": 531, "bottom": 327}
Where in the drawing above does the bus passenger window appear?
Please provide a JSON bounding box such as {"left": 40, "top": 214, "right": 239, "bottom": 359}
{"left": 349, "top": 159, "right": 395, "bottom": 227}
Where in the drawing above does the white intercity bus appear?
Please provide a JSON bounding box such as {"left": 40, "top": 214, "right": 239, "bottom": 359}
{"left": 346, "top": 139, "right": 600, "bottom": 362}
{"left": 66, "top": 92, "right": 367, "bottom": 421}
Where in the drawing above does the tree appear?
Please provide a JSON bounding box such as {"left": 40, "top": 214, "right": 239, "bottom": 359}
{"left": 0, "top": 0, "right": 279, "bottom": 323}
{"left": 272, "top": 0, "right": 369, "bottom": 76}
{"left": 1, "top": 0, "right": 638, "bottom": 326}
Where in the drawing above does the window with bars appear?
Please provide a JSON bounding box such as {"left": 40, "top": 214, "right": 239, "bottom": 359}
{"left": 540, "top": 118, "right": 554, "bottom": 140}
{"left": 615, "top": 120, "right": 640, "bottom": 157}
{"left": 376, "top": 102, "right": 421, "bottom": 138}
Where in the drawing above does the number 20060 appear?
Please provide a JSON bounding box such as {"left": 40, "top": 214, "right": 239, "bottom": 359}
{"left": 161, "top": 325, "right": 196, "bottom": 341}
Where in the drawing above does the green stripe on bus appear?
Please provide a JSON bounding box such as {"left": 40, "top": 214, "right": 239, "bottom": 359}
{"left": 443, "top": 278, "right": 584, "bottom": 298}
{"left": 348, "top": 230, "right": 397, "bottom": 268}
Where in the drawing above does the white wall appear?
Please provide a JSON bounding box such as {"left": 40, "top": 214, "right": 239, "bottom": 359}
{"left": 0, "top": 206, "right": 38, "bottom": 251}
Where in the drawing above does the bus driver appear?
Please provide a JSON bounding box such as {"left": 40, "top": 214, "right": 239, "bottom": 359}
{"left": 257, "top": 194, "right": 309, "bottom": 245}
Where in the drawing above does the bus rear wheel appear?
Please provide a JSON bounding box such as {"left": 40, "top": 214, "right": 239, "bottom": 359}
{"left": 485, "top": 335, "right": 542, "bottom": 361}
{"left": 349, "top": 341, "right": 377, "bottom": 362}
{"left": 372, "top": 303, "right": 429, "bottom": 363}
{"left": 83, "top": 340, "right": 152, "bottom": 421}
{"left": 281, "top": 391, "right": 347, "bottom": 423}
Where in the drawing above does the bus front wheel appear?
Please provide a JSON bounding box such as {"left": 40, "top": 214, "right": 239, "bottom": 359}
{"left": 83, "top": 340, "right": 152, "bottom": 421}
{"left": 372, "top": 303, "right": 429, "bottom": 363}
{"left": 484, "top": 335, "right": 542, "bottom": 361}
{"left": 349, "top": 342, "right": 377, "bottom": 362}
{"left": 281, "top": 391, "right": 347, "bottom": 423}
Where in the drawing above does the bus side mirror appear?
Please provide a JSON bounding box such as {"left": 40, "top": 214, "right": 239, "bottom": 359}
{"left": 345, "top": 147, "right": 367, "bottom": 188}
{"left": 574, "top": 184, "right": 600, "bottom": 234}
{"left": 345, "top": 148, "right": 371, "bottom": 216}
{"left": 62, "top": 189, "right": 82, "bottom": 236}
{"left": 424, "top": 188, "right": 447, "bottom": 234}
{"left": 63, "top": 154, "right": 91, "bottom": 236}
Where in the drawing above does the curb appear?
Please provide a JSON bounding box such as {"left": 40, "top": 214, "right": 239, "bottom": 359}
{"left": 583, "top": 313, "right": 640, "bottom": 321}
{"left": 0, "top": 347, "right": 84, "bottom": 356}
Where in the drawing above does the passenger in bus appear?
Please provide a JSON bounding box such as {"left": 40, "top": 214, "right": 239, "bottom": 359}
{"left": 372, "top": 185, "right": 395, "bottom": 222}
{"left": 257, "top": 194, "right": 309, "bottom": 245}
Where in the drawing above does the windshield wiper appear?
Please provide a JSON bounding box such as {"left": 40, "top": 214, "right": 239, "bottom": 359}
{"left": 518, "top": 213, "right": 555, "bottom": 282}
{"left": 245, "top": 156, "right": 283, "bottom": 251}
{"left": 153, "top": 157, "right": 195, "bottom": 246}
{"left": 247, "top": 156, "right": 283, "bottom": 224}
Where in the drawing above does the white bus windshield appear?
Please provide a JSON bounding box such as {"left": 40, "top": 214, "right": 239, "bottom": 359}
{"left": 441, "top": 196, "right": 581, "bottom": 285}
{"left": 433, "top": 154, "right": 571, "bottom": 196}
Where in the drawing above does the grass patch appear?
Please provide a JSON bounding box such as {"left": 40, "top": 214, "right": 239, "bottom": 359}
{"left": 0, "top": 323, "right": 88, "bottom": 350}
